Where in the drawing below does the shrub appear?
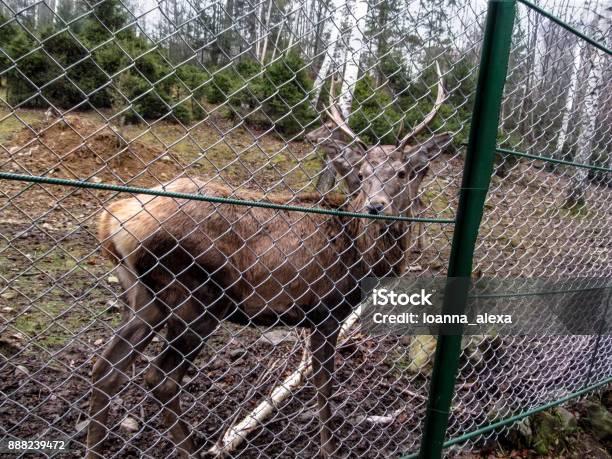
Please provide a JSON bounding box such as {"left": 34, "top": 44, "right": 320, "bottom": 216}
{"left": 2, "top": 1, "right": 235, "bottom": 125}
{"left": 379, "top": 50, "right": 411, "bottom": 95}
{"left": 118, "top": 73, "right": 170, "bottom": 122}
{"left": 207, "top": 68, "right": 234, "bottom": 104}
{"left": 0, "top": 13, "right": 23, "bottom": 74}
{"left": 380, "top": 53, "right": 477, "bottom": 145}
{"left": 173, "top": 64, "right": 210, "bottom": 121}
{"left": 176, "top": 64, "right": 209, "bottom": 100}
{"left": 81, "top": 0, "right": 129, "bottom": 46}
{"left": 42, "top": 30, "right": 99, "bottom": 109}
{"left": 190, "top": 98, "right": 206, "bottom": 121}
{"left": 172, "top": 102, "right": 192, "bottom": 125}
{"left": 6, "top": 34, "right": 49, "bottom": 108}
{"left": 134, "top": 53, "right": 163, "bottom": 83}
{"left": 348, "top": 74, "right": 400, "bottom": 145}
{"left": 4, "top": 0, "right": 177, "bottom": 115}
{"left": 259, "top": 53, "right": 315, "bottom": 136}
{"left": 5, "top": 16, "right": 124, "bottom": 110}
{"left": 137, "top": 89, "right": 171, "bottom": 120}
{"left": 228, "top": 59, "right": 264, "bottom": 121}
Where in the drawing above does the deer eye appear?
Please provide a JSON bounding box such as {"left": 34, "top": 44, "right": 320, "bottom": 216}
{"left": 358, "top": 172, "right": 363, "bottom": 180}
{"left": 397, "top": 170, "right": 406, "bottom": 179}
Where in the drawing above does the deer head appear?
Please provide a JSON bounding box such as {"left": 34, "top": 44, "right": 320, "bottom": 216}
{"left": 315, "top": 62, "right": 451, "bottom": 217}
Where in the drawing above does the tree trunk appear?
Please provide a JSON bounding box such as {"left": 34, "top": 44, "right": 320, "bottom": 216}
{"left": 517, "top": 9, "right": 540, "bottom": 142}
{"left": 566, "top": 12, "right": 605, "bottom": 207}
{"left": 554, "top": 41, "right": 582, "bottom": 161}
{"left": 338, "top": 0, "right": 368, "bottom": 118}
{"left": 221, "top": 0, "right": 235, "bottom": 61}
{"left": 259, "top": 0, "right": 274, "bottom": 63}
{"left": 271, "top": 23, "right": 282, "bottom": 61}
{"left": 311, "top": 0, "right": 343, "bottom": 105}
{"left": 375, "top": 1, "right": 390, "bottom": 85}
{"left": 285, "top": 0, "right": 297, "bottom": 53}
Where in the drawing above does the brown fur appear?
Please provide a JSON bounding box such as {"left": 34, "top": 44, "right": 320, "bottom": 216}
{"left": 306, "top": 127, "right": 439, "bottom": 252}
{"left": 87, "top": 133, "right": 450, "bottom": 458}
{"left": 98, "top": 178, "right": 407, "bottom": 324}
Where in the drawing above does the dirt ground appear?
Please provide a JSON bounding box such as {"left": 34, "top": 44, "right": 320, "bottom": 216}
{"left": 0, "top": 109, "right": 610, "bottom": 458}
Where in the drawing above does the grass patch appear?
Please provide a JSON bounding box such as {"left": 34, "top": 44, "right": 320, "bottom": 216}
{"left": 5, "top": 293, "right": 121, "bottom": 349}
{"left": 562, "top": 201, "right": 590, "bottom": 219}
{"left": 0, "top": 235, "right": 121, "bottom": 350}
{"left": 0, "top": 109, "right": 44, "bottom": 144}
{"left": 387, "top": 348, "right": 411, "bottom": 377}
{"left": 538, "top": 202, "right": 601, "bottom": 221}
{"left": 10, "top": 300, "right": 80, "bottom": 347}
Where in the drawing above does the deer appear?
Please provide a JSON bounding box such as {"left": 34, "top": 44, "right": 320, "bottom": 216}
{"left": 86, "top": 70, "right": 451, "bottom": 459}
{"left": 305, "top": 62, "right": 447, "bottom": 253}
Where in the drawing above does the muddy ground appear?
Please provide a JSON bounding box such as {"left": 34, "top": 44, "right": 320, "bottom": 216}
{"left": 0, "top": 109, "right": 610, "bottom": 457}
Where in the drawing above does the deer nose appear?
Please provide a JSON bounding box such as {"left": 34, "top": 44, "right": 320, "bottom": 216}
{"left": 367, "top": 202, "right": 386, "bottom": 215}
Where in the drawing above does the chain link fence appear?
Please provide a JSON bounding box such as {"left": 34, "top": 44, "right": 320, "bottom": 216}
{"left": 0, "top": 0, "right": 610, "bottom": 457}
{"left": 442, "top": 0, "right": 612, "bottom": 454}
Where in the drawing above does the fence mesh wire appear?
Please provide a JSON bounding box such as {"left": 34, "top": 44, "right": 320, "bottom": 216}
{"left": 0, "top": 0, "right": 610, "bottom": 457}
{"left": 446, "top": 0, "right": 612, "bottom": 452}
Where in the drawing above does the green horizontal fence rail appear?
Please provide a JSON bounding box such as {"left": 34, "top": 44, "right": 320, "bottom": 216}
{"left": 403, "top": 375, "right": 612, "bottom": 459}
{"left": 0, "top": 171, "right": 455, "bottom": 224}
{"left": 496, "top": 147, "right": 612, "bottom": 173}
{"left": 470, "top": 284, "right": 612, "bottom": 299}
{"left": 517, "top": 0, "right": 612, "bottom": 56}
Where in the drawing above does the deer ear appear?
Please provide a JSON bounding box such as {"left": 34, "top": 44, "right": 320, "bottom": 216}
{"left": 402, "top": 132, "right": 452, "bottom": 175}
{"left": 318, "top": 138, "right": 364, "bottom": 194}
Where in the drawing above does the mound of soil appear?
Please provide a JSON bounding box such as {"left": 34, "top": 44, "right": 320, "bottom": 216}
{"left": 2, "top": 114, "right": 185, "bottom": 187}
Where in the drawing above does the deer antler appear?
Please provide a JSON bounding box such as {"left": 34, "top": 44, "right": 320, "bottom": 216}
{"left": 397, "top": 61, "right": 447, "bottom": 150}
{"left": 324, "top": 76, "right": 368, "bottom": 149}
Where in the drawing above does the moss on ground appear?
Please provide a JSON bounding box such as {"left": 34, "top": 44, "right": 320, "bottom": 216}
{"left": 0, "top": 109, "right": 44, "bottom": 144}
{"left": 0, "top": 236, "right": 121, "bottom": 349}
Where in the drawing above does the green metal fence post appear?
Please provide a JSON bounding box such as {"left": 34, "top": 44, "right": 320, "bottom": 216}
{"left": 416, "top": 1, "right": 517, "bottom": 458}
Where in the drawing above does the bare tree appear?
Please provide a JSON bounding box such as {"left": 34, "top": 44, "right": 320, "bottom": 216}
{"left": 338, "top": 0, "right": 368, "bottom": 117}
{"left": 554, "top": 40, "right": 583, "bottom": 161}
{"left": 566, "top": 4, "right": 609, "bottom": 206}
{"left": 258, "top": 0, "right": 274, "bottom": 62}
{"left": 312, "top": 0, "right": 343, "bottom": 105}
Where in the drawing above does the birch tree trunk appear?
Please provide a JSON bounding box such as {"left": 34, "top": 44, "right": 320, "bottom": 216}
{"left": 338, "top": 0, "right": 368, "bottom": 118}
{"left": 259, "top": 0, "right": 274, "bottom": 63}
{"left": 286, "top": 0, "right": 297, "bottom": 53}
{"left": 271, "top": 21, "right": 283, "bottom": 61}
{"left": 554, "top": 41, "right": 582, "bottom": 160}
{"left": 312, "top": 0, "right": 344, "bottom": 105}
{"left": 566, "top": 14, "right": 605, "bottom": 207}
{"left": 255, "top": 0, "right": 264, "bottom": 59}
{"left": 517, "top": 9, "right": 540, "bottom": 142}
{"left": 223, "top": 0, "right": 236, "bottom": 60}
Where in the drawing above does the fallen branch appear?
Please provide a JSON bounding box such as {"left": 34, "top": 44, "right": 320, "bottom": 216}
{"left": 211, "top": 356, "right": 283, "bottom": 454}
{"left": 208, "top": 338, "right": 311, "bottom": 457}
{"left": 209, "top": 305, "right": 364, "bottom": 457}
{"left": 351, "top": 407, "right": 404, "bottom": 426}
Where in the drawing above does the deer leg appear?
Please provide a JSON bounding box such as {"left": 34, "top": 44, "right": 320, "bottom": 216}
{"left": 414, "top": 221, "right": 424, "bottom": 252}
{"left": 310, "top": 322, "right": 340, "bottom": 458}
{"left": 86, "top": 298, "right": 166, "bottom": 459}
{"left": 144, "top": 315, "right": 219, "bottom": 458}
